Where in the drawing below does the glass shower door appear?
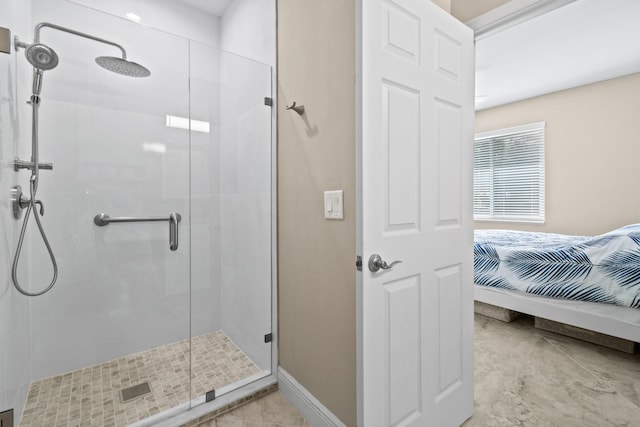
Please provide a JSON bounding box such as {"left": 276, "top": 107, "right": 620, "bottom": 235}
{"left": 189, "top": 42, "right": 274, "bottom": 403}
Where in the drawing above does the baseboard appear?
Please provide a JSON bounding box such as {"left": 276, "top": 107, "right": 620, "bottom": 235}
{"left": 278, "top": 367, "right": 346, "bottom": 427}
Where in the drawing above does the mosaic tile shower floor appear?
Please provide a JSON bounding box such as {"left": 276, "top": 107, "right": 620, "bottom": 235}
{"left": 19, "top": 331, "right": 262, "bottom": 427}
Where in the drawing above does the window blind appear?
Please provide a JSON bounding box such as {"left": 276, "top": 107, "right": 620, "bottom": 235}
{"left": 474, "top": 122, "right": 545, "bottom": 223}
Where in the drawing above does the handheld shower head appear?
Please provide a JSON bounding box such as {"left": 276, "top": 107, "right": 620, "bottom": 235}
{"left": 24, "top": 43, "right": 58, "bottom": 71}
{"left": 95, "top": 56, "right": 151, "bottom": 78}
{"left": 16, "top": 42, "right": 59, "bottom": 96}
{"left": 25, "top": 43, "right": 59, "bottom": 70}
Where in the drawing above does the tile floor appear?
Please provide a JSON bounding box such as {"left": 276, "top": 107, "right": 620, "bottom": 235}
{"left": 194, "top": 391, "right": 309, "bottom": 427}
{"left": 198, "top": 313, "right": 640, "bottom": 427}
{"left": 19, "top": 331, "right": 262, "bottom": 427}
{"left": 19, "top": 313, "right": 640, "bottom": 426}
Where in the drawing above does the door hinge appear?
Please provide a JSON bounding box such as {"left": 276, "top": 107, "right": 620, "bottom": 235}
{"left": 264, "top": 333, "right": 273, "bottom": 343}
{"left": 205, "top": 389, "right": 216, "bottom": 402}
{"left": 264, "top": 97, "right": 273, "bottom": 107}
{"left": 356, "top": 255, "right": 362, "bottom": 271}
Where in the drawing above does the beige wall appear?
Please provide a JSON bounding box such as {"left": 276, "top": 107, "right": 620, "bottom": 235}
{"left": 277, "top": 1, "right": 458, "bottom": 425}
{"left": 451, "top": 0, "right": 509, "bottom": 22}
{"left": 277, "top": 1, "right": 357, "bottom": 425}
{"left": 475, "top": 72, "right": 640, "bottom": 236}
{"left": 432, "top": 0, "right": 451, "bottom": 13}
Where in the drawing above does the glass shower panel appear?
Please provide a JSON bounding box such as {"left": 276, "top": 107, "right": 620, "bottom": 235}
{"left": 16, "top": 1, "right": 193, "bottom": 425}
{"left": 189, "top": 43, "right": 273, "bottom": 402}
{"left": 0, "top": 1, "right": 32, "bottom": 422}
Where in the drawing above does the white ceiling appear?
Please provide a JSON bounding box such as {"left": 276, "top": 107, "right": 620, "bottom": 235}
{"left": 175, "top": 0, "right": 233, "bottom": 16}
{"left": 475, "top": 0, "right": 640, "bottom": 110}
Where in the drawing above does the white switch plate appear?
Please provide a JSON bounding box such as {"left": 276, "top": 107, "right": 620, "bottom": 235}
{"left": 324, "top": 190, "right": 344, "bottom": 220}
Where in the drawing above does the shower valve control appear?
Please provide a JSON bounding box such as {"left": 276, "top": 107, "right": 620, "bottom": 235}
{"left": 10, "top": 185, "right": 44, "bottom": 219}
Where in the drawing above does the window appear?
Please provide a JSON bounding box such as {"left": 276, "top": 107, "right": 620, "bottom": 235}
{"left": 474, "top": 122, "right": 545, "bottom": 223}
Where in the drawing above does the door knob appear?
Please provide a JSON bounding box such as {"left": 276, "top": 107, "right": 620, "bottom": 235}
{"left": 368, "top": 254, "right": 402, "bottom": 272}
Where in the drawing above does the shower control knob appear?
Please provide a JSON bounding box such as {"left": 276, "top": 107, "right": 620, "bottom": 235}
{"left": 34, "top": 200, "right": 44, "bottom": 216}
{"left": 10, "top": 186, "right": 23, "bottom": 219}
{"left": 10, "top": 186, "right": 45, "bottom": 218}
{"left": 19, "top": 197, "right": 44, "bottom": 215}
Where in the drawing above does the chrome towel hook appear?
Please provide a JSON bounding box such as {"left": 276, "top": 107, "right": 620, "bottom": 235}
{"left": 285, "top": 101, "right": 305, "bottom": 115}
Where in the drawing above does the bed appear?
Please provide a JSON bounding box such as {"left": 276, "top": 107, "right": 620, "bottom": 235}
{"left": 474, "top": 224, "right": 640, "bottom": 343}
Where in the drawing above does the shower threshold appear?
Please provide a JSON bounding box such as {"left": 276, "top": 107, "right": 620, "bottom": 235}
{"left": 19, "top": 331, "right": 262, "bottom": 427}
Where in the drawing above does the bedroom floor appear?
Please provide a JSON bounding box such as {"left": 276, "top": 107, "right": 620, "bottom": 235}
{"left": 465, "top": 313, "right": 640, "bottom": 426}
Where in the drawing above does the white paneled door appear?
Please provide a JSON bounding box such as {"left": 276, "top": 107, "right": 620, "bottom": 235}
{"left": 358, "top": 0, "right": 474, "bottom": 426}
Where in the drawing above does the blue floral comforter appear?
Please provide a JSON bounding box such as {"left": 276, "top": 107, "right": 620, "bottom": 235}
{"left": 474, "top": 225, "right": 640, "bottom": 309}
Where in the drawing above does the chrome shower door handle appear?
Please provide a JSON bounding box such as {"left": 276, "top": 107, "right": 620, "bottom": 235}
{"left": 368, "top": 254, "right": 402, "bottom": 272}
{"left": 169, "top": 212, "right": 179, "bottom": 251}
{"left": 93, "top": 212, "right": 182, "bottom": 251}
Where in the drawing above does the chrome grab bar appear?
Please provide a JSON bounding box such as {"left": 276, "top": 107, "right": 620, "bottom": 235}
{"left": 93, "top": 212, "right": 182, "bottom": 251}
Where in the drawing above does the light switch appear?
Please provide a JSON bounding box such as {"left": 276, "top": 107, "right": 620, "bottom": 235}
{"left": 324, "top": 190, "right": 344, "bottom": 220}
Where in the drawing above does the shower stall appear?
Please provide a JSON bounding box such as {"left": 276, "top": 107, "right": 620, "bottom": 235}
{"left": 0, "top": 0, "right": 276, "bottom": 425}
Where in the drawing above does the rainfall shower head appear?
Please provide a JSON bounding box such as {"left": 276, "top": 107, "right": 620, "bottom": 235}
{"left": 25, "top": 43, "right": 59, "bottom": 70}
{"left": 95, "top": 56, "right": 151, "bottom": 78}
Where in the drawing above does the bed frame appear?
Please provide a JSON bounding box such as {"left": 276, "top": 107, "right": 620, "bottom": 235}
{"left": 475, "top": 285, "right": 640, "bottom": 343}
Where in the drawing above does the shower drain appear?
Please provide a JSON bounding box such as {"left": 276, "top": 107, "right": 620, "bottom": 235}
{"left": 120, "top": 381, "right": 152, "bottom": 403}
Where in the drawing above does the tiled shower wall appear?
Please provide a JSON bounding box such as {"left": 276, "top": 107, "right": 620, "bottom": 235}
{"left": 25, "top": 0, "right": 201, "bottom": 379}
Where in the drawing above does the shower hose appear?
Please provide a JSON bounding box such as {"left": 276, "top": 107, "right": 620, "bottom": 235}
{"left": 11, "top": 95, "right": 58, "bottom": 296}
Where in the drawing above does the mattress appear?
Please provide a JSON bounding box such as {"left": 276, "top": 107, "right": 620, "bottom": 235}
{"left": 474, "top": 225, "right": 640, "bottom": 309}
